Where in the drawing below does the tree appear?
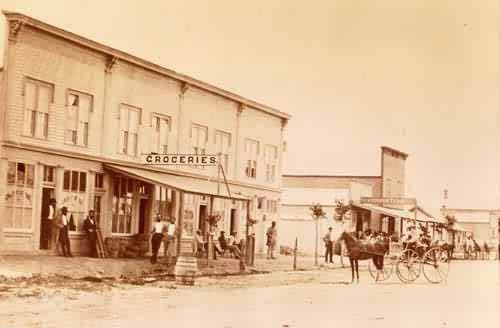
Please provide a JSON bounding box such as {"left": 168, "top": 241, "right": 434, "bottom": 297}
{"left": 309, "top": 203, "right": 326, "bottom": 266}
{"left": 334, "top": 199, "right": 351, "bottom": 221}
{"left": 334, "top": 200, "right": 352, "bottom": 267}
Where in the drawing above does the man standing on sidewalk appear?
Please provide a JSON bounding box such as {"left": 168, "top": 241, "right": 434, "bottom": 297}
{"left": 266, "top": 221, "right": 278, "bottom": 259}
{"left": 56, "top": 206, "right": 72, "bottom": 257}
{"left": 323, "top": 227, "right": 334, "bottom": 264}
{"left": 83, "top": 210, "right": 98, "bottom": 258}
{"left": 163, "top": 217, "right": 177, "bottom": 265}
{"left": 150, "top": 214, "right": 165, "bottom": 264}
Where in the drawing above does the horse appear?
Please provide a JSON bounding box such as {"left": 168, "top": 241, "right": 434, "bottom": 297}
{"left": 337, "top": 231, "right": 389, "bottom": 284}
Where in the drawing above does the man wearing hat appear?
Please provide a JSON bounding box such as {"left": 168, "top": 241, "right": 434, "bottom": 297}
{"left": 403, "top": 224, "right": 419, "bottom": 251}
{"left": 323, "top": 227, "right": 334, "bottom": 264}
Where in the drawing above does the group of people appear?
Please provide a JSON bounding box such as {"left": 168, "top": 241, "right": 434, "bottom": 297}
{"left": 44, "top": 198, "right": 99, "bottom": 258}
{"left": 150, "top": 214, "right": 177, "bottom": 264}
{"left": 193, "top": 220, "right": 279, "bottom": 261}
{"left": 195, "top": 230, "right": 243, "bottom": 259}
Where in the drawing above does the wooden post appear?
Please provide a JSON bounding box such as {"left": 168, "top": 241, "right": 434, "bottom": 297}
{"left": 293, "top": 237, "right": 298, "bottom": 271}
{"left": 239, "top": 238, "right": 246, "bottom": 272}
{"left": 314, "top": 218, "right": 319, "bottom": 266}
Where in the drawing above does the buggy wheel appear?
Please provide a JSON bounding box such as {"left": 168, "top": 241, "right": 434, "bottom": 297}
{"left": 368, "top": 258, "right": 393, "bottom": 282}
{"left": 396, "top": 249, "right": 420, "bottom": 283}
{"left": 422, "top": 247, "right": 450, "bottom": 284}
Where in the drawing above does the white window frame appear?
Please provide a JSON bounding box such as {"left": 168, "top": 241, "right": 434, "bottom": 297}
{"left": 191, "top": 123, "right": 208, "bottom": 169}
{"left": 244, "top": 138, "right": 259, "bottom": 179}
{"left": 118, "top": 104, "right": 141, "bottom": 157}
{"left": 4, "top": 161, "right": 36, "bottom": 232}
{"left": 23, "top": 77, "right": 54, "bottom": 139}
{"left": 65, "top": 89, "right": 93, "bottom": 147}
{"left": 264, "top": 145, "right": 278, "bottom": 183}
{"left": 151, "top": 114, "right": 171, "bottom": 154}
{"left": 215, "top": 129, "right": 231, "bottom": 174}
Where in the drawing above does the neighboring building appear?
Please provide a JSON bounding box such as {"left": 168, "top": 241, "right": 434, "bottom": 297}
{"left": 441, "top": 208, "right": 500, "bottom": 243}
{"left": 281, "top": 147, "right": 443, "bottom": 254}
{"left": 0, "top": 11, "right": 290, "bottom": 255}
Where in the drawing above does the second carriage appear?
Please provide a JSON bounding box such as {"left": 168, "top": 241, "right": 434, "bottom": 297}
{"left": 367, "top": 240, "right": 451, "bottom": 284}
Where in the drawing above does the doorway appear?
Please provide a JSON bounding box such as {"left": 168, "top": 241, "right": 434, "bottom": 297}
{"left": 198, "top": 205, "right": 207, "bottom": 234}
{"left": 138, "top": 199, "right": 148, "bottom": 234}
{"left": 39, "top": 188, "right": 55, "bottom": 250}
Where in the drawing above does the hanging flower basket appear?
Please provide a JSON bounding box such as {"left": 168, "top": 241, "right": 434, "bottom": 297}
{"left": 206, "top": 214, "right": 222, "bottom": 228}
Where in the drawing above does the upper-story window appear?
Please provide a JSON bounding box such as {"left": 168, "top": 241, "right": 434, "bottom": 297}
{"left": 264, "top": 145, "right": 278, "bottom": 183}
{"left": 244, "top": 138, "right": 259, "bottom": 179}
{"left": 152, "top": 114, "right": 170, "bottom": 154}
{"left": 119, "top": 105, "right": 141, "bottom": 156}
{"left": 215, "top": 130, "right": 231, "bottom": 174}
{"left": 23, "top": 78, "right": 54, "bottom": 139}
{"left": 191, "top": 123, "right": 208, "bottom": 168}
{"left": 65, "top": 90, "right": 92, "bottom": 146}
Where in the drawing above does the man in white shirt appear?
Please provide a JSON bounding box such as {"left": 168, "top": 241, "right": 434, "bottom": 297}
{"left": 150, "top": 214, "right": 165, "bottom": 264}
{"left": 226, "top": 232, "right": 242, "bottom": 259}
{"left": 44, "top": 198, "right": 56, "bottom": 249}
{"left": 163, "top": 217, "right": 176, "bottom": 264}
{"left": 56, "top": 206, "right": 72, "bottom": 257}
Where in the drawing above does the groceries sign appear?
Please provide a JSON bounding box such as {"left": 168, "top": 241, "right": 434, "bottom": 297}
{"left": 360, "top": 197, "right": 417, "bottom": 206}
{"left": 142, "top": 154, "right": 218, "bottom": 166}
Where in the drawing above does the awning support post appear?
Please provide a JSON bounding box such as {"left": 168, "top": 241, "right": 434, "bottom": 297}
{"left": 174, "top": 191, "right": 199, "bottom": 285}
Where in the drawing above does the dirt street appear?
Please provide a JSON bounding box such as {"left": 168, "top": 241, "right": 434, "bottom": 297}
{"left": 0, "top": 261, "right": 498, "bottom": 328}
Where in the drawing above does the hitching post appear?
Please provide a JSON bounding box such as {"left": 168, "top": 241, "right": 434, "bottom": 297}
{"left": 293, "top": 237, "right": 298, "bottom": 271}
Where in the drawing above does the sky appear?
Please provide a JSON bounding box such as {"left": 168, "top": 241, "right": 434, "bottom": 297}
{"left": 0, "top": 0, "right": 498, "bottom": 214}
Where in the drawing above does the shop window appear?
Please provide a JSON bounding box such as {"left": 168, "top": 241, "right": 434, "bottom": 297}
{"left": 63, "top": 170, "right": 87, "bottom": 192}
{"left": 154, "top": 185, "right": 176, "bottom": 220}
{"left": 5, "top": 162, "right": 35, "bottom": 230}
{"left": 138, "top": 182, "right": 149, "bottom": 195}
{"left": 61, "top": 170, "right": 87, "bottom": 232}
{"left": 23, "top": 78, "right": 53, "bottom": 139}
{"left": 112, "top": 176, "right": 134, "bottom": 234}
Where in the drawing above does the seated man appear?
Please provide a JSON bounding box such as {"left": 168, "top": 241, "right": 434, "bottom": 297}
{"left": 218, "top": 231, "right": 228, "bottom": 252}
{"left": 226, "top": 232, "right": 242, "bottom": 259}
{"left": 402, "top": 225, "right": 419, "bottom": 253}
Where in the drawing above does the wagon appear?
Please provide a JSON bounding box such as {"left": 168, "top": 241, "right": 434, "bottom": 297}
{"left": 368, "top": 241, "right": 450, "bottom": 284}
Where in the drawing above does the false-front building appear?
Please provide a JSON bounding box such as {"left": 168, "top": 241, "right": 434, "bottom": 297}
{"left": 0, "top": 11, "right": 290, "bottom": 255}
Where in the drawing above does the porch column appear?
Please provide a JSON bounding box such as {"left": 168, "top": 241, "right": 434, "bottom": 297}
{"left": 174, "top": 191, "right": 198, "bottom": 285}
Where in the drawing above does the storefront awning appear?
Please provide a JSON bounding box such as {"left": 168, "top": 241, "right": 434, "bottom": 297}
{"left": 451, "top": 223, "right": 469, "bottom": 232}
{"left": 352, "top": 202, "right": 412, "bottom": 219}
{"left": 104, "top": 164, "right": 249, "bottom": 201}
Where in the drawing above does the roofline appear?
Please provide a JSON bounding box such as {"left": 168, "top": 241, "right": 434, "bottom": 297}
{"left": 283, "top": 174, "right": 381, "bottom": 179}
{"left": 410, "top": 206, "right": 435, "bottom": 219}
{"left": 381, "top": 146, "right": 409, "bottom": 159}
{"left": 2, "top": 10, "right": 291, "bottom": 121}
{"left": 441, "top": 208, "right": 500, "bottom": 213}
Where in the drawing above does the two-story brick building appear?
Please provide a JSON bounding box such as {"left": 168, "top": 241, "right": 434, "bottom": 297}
{"left": 0, "top": 11, "right": 290, "bottom": 256}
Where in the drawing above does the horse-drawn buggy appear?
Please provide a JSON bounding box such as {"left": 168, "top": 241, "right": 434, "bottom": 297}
{"left": 337, "top": 230, "right": 451, "bottom": 284}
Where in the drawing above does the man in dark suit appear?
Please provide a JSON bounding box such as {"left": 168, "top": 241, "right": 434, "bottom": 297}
{"left": 83, "top": 210, "right": 98, "bottom": 258}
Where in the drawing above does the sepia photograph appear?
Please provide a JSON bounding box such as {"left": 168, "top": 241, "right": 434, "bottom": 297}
{"left": 0, "top": 0, "right": 498, "bottom": 327}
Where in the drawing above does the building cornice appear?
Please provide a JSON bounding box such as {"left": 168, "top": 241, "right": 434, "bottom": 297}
{"left": 381, "top": 146, "right": 409, "bottom": 159}
{"left": 1, "top": 141, "right": 281, "bottom": 194}
{"left": 2, "top": 10, "right": 291, "bottom": 121}
{"left": 283, "top": 174, "right": 381, "bottom": 179}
